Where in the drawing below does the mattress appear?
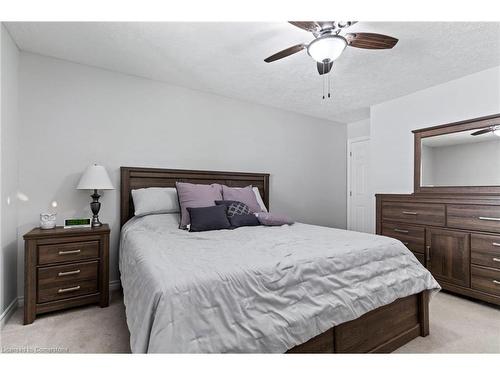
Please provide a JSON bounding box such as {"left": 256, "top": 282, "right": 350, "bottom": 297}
{"left": 119, "top": 214, "right": 440, "bottom": 353}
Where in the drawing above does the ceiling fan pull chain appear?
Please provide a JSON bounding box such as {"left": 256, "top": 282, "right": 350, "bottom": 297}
{"left": 322, "top": 68, "right": 325, "bottom": 100}
{"left": 328, "top": 72, "right": 331, "bottom": 98}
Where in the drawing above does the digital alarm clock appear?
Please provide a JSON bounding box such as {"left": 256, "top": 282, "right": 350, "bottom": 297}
{"left": 64, "top": 218, "right": 91, "bottom": 228}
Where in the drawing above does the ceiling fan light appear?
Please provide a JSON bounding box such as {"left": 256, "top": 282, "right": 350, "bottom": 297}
{"left": 307, "top": 35, "right": 347, "bottom": 63}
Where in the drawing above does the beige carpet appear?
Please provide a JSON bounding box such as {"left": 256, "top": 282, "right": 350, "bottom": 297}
{"left": 1, "top": 291, "right": 499, "bottom": 353}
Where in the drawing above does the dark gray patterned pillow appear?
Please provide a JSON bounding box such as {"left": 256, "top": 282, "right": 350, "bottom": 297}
{"left": 228, "top": 201, "right": 251, "bottom": 217}
{"left": 215, "top": 200, "right": 260, "bottom": 228}
{"left": 215, "top": 200, "right": 250, "bottom": 217}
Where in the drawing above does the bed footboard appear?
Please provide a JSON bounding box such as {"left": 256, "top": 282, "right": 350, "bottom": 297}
{"left": 287, "top": 290, "right": 429, "bottom": 353}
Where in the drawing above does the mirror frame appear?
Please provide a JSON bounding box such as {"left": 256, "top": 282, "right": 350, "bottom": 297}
{"left": 413, "top": 113, "right": 500, "bottom": 194}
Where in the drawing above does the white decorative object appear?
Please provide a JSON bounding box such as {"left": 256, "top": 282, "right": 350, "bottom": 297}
{"left": 40, "top": 213, "right": 57, "bottom": 229}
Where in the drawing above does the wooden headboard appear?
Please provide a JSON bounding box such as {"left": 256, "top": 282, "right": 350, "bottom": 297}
{"left": 120, "top": 167, "right": 270, "bottom": 227}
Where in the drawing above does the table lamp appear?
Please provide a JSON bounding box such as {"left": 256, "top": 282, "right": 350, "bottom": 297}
{"left": 76, "top": 164, "right": 114, "bottom": 227}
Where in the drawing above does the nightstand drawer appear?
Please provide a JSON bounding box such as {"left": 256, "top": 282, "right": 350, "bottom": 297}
{"left": 37, "top": 278, "right": 99, "bottom": 303}
{"left": 38, "top": 240, "right": 99, "bottom": 265}
{"left": 38, "top": 260, "right": 99, "bottom": 288}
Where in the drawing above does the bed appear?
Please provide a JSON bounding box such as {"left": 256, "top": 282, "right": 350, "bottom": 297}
{"left": 119, "top": 166, "right": 440, "bottom": 353}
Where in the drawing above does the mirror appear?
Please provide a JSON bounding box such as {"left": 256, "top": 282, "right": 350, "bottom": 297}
{"left": 420, "top": 128, "right": 500, "bottom": 187}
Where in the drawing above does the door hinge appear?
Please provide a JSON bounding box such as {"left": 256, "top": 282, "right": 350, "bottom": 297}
{"left": 349, "top": 191, "right": 352, "bottom": 197}
{"left": 349, "top": 151, "right": 352, "bottom": 157}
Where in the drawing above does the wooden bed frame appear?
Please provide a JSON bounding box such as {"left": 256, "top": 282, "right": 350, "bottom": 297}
{"left": 120, "top": 166, "right": 430, "bottom": 353}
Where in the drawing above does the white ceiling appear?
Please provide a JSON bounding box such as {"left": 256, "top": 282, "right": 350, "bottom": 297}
{"left": 6, "top": 22, "right": 500, "bottom": 123}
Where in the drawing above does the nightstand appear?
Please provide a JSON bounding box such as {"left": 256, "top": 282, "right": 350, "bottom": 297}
{"left": 23, "top": 224, "right": 110, "bottom": 324}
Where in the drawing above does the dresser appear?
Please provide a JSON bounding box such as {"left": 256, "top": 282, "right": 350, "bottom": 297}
{"left": 376, "top": 195, "right": 500, "bottom": 305}
{"left": 375, "top": 113, "right": 500, "bottom": 306}
{"left": 23, "top": 225, "right": 110, "bottom": 324}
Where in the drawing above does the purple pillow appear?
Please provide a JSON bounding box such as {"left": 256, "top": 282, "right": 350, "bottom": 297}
{"left": 176, "top": 182, "right": 223, "bottom": 229}
{"left": 221, "top": 185, "right": 263, "bottom": 213}
{"left": 255, "top": 212, "right": 294, "bottom": 226}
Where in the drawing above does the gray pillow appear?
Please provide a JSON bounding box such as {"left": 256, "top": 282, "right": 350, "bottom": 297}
{"left": 255, "top": 212, "right": 294, "bottom": 226}
{"left": 187, "top": 205, "right": 231, "bottom": 232}
{"left": 131, "top": 187, "right": 179, "bottom": 216}
{"left": 176, "top": 182, "right": 223, "bottom": 229}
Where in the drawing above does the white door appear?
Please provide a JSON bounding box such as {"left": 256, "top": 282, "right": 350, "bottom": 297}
{"left": 348, "top": 137, "right": 371, "bottom": 233}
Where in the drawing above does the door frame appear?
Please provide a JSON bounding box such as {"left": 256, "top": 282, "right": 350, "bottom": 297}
{"left": 347, "top": 136, "right": 370, "bottom": 231}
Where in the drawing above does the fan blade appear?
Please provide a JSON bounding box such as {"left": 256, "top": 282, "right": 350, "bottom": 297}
{"left": 345, "top": 32, "right": 398, "bottom": 49}
{"left": 264, "top": 44, "right": 306, "bottom": 63}
{"left": 471, "top": 128, "right": 493, "bottom": 136}
{"left": 288, "top": 21, "right": 320, "bottom": 33}
{"left": 317, "top": 61, "right": 333, "bottom": 75}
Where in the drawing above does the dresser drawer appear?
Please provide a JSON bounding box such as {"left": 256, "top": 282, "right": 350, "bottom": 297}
{"left": 471, "top": 266, "right": 500, "bottom": 297}
{"left": 471, "top": 234, "right": 500, "bottom": 269}
{"left": 381, "top": 222, "right": 425, "bottom": 253}
{"left": 447, "top": 205, "right": 500, "bottom": 233}
{"left": 382, "top": 202, "right": 445, "bottom": 226}
{"left": 38, "top": 260, "right": 99, "bottom": 288}
{"left": 38, "top": 240, "right": 99, "bottom": 265}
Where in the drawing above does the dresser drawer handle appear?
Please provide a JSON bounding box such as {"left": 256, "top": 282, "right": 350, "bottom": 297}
{"left": 478, "top": 216, "right": 500, "bottom": 222}
{"left": 58, "top": 249, "right": 81, "bottom": 255}
{"left": 402, "top": 211, "right": 417, "bottom": 215}
{"left": 493, "top": 280, "right": 500, "bottom": 285}
{"left": 394, "top": 228, "right": 409, "bottom": 234}
{"left": 492, "top": 243, "right": 500, "bottom": 247}
{"left": 58, "top": 269, "right": 81, "bottom": 277}
{"left": 402, "top": 242, "right": 409, "bottom": 246}
{"left": 493, "top": 258, "right": 500, "bottom": 263}
{"left": 57, "top": 285, "right": 81, "bottom": 293}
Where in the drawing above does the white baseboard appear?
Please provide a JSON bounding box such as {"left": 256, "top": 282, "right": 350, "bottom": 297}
{"left": 0, "top": 297, "right": 19, "bottom": 329}
{"left": 1, "top": 280, "right": 122, "bottom": 325}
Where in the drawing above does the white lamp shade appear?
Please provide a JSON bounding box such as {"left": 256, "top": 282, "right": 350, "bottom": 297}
{"left": 76, "top": 165, "right": 114, "bottom": 190}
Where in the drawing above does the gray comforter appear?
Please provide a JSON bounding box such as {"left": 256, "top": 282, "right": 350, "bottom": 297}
{"left": 119, "top": 214, "right": 440, "bottom": 353}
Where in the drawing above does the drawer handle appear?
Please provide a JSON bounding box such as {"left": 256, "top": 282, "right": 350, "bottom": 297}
{"left": 402, "top": 211, "right": 418, "bottom": 215}
{"left": 478, "top": 216, "right": 500, "bottom": 222}
{"left": 57, "top": 285, "right": 81, "bottom": 293}
{"left": 58, "top": 269, "right": 81, "bottom": 277}
{"left": 394, "top": 228, "right": 409, "bottom": 234}
{"left": 493, "top": 258, "right": 500, "bottom": 263}
{"left": 492, "top": 243, "right": 500, "bottom": 247}
{"left": 58, "top": 249, "right": 81, "bottom": 255}
{"left": 426, "top": 245, "right": 431, "bottom": 262}
{"left": 402, "top": 242, "right": 409, "bottom": 246}
{"left": 493, "top": 280, "right": 500, "bottom": 285}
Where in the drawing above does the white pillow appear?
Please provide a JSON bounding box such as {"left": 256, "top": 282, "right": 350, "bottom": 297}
{"left": 131, "top": 187, "right": 180, "bottom": 216}
{"left": 252, "top": 187, "right": 268, "bottom": 212}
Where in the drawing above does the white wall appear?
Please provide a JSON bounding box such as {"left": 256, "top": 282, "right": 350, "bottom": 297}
{"left": 0, "top": 24, "right": 19, "bottom": 317}
{"left": 347, "top": 118, "right": 370, "bottom": 139}
{"left": 16, "top": 52, "right": 347, "bottom": 292}
{"left": 369, "top": 66, "right": 500, "bottom": 232}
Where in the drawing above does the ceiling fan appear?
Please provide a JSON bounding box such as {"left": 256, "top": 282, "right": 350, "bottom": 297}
{"left": 471, "top": 126, "right": 500, "bottom": 137}
{"left": 264, "top": 21, "right": 399, "bottom": 76}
